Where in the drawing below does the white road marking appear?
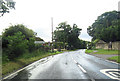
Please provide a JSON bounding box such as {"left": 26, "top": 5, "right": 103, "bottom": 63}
{"left": 108, "top": 72, "right": 120, "bottom": 78}
{"left": 71, "top": 56, "right": 87, "bottom": 73}
{"left": 100, "top": 69, "right": 120, "bottom": 80}
{"left": 74, "top": 60, "right": 77, "bottom": 64}
{"left": 105, "top": 59, "right": 119, "bottom": 65}
{"left": 1, "top": 56, "right": 53, "bottom": 81}
{"left": 2, "top": 68, "right": 24, "bottom": 80}
{"left": 78, "top": 64, "right": 87, "bottom": 73}
{"left": 71, "top": 57, "right": 73, "bottom": 60}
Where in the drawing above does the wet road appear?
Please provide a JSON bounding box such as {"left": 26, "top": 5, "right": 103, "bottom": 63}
{"left": 3, "top": 50, "right": 120, "bottom": 81}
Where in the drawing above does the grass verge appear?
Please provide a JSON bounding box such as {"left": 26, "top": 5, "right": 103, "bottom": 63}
{"left": 107, "top": 56, "right": 120, "bottom": 63}
{"left": 85, "top": 49, "right": 95, "bottom": 54}
{"left": 86, "top": 49, "right": 120, "bottom": 63}
{"left": 2, "top": 50, "right": 63, "bottom": 77}
{"left": 85, "top": 49, "right": 119, "bottom": 55}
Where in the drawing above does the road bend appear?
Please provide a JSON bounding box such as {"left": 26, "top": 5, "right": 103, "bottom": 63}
{"left": 2, "top": 50, "right": 120, "bottom": 81}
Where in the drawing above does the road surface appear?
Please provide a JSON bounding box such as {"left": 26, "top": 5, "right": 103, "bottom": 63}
{"left": 3, "top": 50, "right": 120, "bottom": 81}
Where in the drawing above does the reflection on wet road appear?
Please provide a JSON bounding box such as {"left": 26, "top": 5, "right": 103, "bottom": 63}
{"left": 2, "top": 50, "right": 120, "bottom": 81}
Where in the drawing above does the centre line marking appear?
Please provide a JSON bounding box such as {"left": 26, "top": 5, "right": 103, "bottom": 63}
{"left": 78, "top": 64, "right": 87, "bottom": 73}
{"left": 71, "top": 56, "right": 87, "bottom": 73}
{"left": 74, "top": 60, "right": 77, "bottom": 64}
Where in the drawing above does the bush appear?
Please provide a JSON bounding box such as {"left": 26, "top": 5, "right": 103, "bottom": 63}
{"left": 2, "top": 24, "right": 36, "bottom": 51}
{"left": 2, "top": 24, "right": 36, "bottom": 60}
{"left": 35, "top": 44, "right": 44, "bottom": 51}
{"left": 54, "top": 42, "right": 65, "bottom": 49}
{"left": 2, "top": 53, "right": 9, "bottom": 64}
{"left": 27, "top": 37, "right": 35, "bottom": 52}
{"left": 6, "top": 32, "right": 28, "bottom": 60}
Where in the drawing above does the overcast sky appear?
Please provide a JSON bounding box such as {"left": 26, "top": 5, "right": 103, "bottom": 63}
{"left": 0, "top": 0, "right": 119, "bottom": 42}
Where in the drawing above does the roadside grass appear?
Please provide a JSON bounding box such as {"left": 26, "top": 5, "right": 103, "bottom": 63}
{"left": 2, "top": 50, "right": 63, "bottom": 76}
{"left": 85, "top": 49, "right": 119, "bottom": 55}
{"left": 85, "top": 49, "right": 95, "bottom": 54}
{"left": 85, "top": 49, "right": 119, "bottom": 63}
{"left": 108, "top": 56, "right": 120, "bottom": 63}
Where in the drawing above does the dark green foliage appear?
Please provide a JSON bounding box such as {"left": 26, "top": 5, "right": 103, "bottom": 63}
{"left": 54, "top": 22, "right": 87, "bottom": 49}
{"left": 87, "top": 11, "right": 119, "bottom": 42}
{"left": 35, "top": 37, "right": 44, "bottom": 41}
{"left": 0, "top": 0, "right": 15, "bottom": 16}
{"left": 2, "top": 24, "right": 36, "bottom": 60}
{"left": 27, "top": 37, "right": 35, "bottom": 52}
{"left": 2, "top": 24, "right": 36, "bottom": 51}
{"left": 53, "top": 42, "right": 64, "bottom": 49}
{"left": 34, "top": 43, "right": 50, "bottom": 52}
{"left": 5, "top": 32, "right": 28, "bottom": 59}
{"left": 2, "top": 24, "right": 35, "bottom": 38}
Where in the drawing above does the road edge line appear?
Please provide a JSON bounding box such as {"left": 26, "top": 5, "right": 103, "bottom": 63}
{"left": 105, "top": 59, "right": 119, "bottom": 65}
{"left": 1, "top": 56, "right": 53, "bottom": 81}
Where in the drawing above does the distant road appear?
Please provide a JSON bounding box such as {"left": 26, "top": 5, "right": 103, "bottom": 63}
{"left": 3, "top": 50, "right": 120, "bottom": 81}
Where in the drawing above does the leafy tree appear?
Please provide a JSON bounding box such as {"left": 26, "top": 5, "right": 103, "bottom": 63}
{"left": 6, "top": 32, "right": 28, "bottom": 60}
{"left": 0, "top": 0, "right": 15, "bottom": 16}
{"left": 2, "top": 24, "right": 36, "bottom": 50}
{"left": 54, "top": 22, "right": 82, "bottom": 49}
{"left": 87, "top": 11, "right": 119, "bottom": 42}
{"left": 27, "top": 37, "right": 35, "bottom": 52}
{"left": 68, "top": 24, "right": 82, "bottom": 48}
{"left": 2, "top": 24, "right": 36, "bottom": 39}
{"left": 2, "top": 24, "right": 37, "bottom": 61}
{"left": 53, "top": 42, "right": 64, "bottom": 49}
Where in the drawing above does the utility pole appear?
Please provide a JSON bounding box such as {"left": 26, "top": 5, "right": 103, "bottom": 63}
{"left": 51, "top": 17, "right": 54, "bottom": 52}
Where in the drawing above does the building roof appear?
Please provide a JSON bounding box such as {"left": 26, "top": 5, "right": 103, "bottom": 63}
{"left": 34, "top": 41, "right": 45, "bottom": 44}
{"left": 97, "top": 40, "right": 106, "bottom": 44}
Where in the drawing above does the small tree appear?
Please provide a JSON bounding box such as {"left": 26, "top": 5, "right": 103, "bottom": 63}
{"left": 2, "top": 24, "right": 36, "bottom": 52}
{"left": 27, "top": 37, "right": 35, "bottom": 52}
{"left": 6, "top": 32, "right": 28, "bottom": 60}
{"left": 54, "top": 22, "right": 82, "bottom": 50}
{"left": 0, "top": 0, "right": 15, "bottom": 16}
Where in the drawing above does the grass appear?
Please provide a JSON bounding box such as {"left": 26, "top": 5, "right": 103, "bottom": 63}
{"left": 108, "top": 56, "right": 120, "bottom": 63}
{"left": 85, "top": 49, "right": 120, "bottom": 63}
{"left": 85, "top": 49, "right": 119, "bottom": 55}
{"left": 2, "top": 50, "right": 63, "bottom": 77}
{"left": 85, "top": 49, "right": 95, "bottom": 54}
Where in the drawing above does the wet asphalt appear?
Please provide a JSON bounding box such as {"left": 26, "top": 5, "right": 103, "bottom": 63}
{"left": 2, "top": 49, "right": 120, "bottom": 81}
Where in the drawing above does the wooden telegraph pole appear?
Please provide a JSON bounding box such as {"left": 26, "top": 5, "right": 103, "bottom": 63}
{"left": 51, "top": 17, "right": 54, "bottom": 52}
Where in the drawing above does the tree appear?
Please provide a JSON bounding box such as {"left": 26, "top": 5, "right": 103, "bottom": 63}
{"left": 6, "top": 32, "right": 28, "bottom": 59}
{"left": 68, "top": 24, "right": 82, "bottom": 48}
{"left": 2, "top": 24, "right": 36, "bottom": 38}
{"left": 0, "top": 0, "right": 15, "bottom": 16}
{"left": 54, "top": 22, "right": 82, "bottom": 49}
{"left": 2, "top": 24, "right": 36, "bottom": 53}
{"left": 87, "top": 11, "right": 119, "bottom": 42}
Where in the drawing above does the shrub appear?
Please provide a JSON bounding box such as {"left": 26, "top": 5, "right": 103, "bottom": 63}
{"left": 27, "top": 37, "right": 35, "bottom": 52}
{"left": 6, "top": 32, "right": 28, "bottom": 60}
